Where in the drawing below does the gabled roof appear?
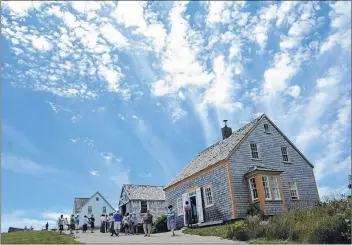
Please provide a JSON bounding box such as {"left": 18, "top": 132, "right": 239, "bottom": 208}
{"left": 165, "top": 114, "right": 264, "bottom": 188}
{"left": 121, "top": 184, "right": 165, "bottom": 201}
{"left": 74, "top": 198, "right": 90, "bottom": 213}
{"left": 74, "top": 192, "right": 116, "bottom": 214}
{"left": 164, "top": 114, "right": 314, "bottom": 189}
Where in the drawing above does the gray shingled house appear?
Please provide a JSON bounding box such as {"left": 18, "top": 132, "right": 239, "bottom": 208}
{"left": 164, "top": 114, "right": 320, "bottom": 228}
{"left": 119, "top": 184, "right": 166, "bottom": 223}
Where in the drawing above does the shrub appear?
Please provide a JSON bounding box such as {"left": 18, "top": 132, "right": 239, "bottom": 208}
{"left": 151, "top": 215, "right": 168, "bottom": 234}
{"left": 246, "top": 204, "right": 262, "bottom": 217}
{"left": 227, "top": 221, "right": 250, "bottom": 241}
{"left": 245, "top": 215, "right": 265, "bottom": 239}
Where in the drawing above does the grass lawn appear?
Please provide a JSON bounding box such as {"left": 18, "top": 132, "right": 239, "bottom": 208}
{"left": 1, "top": 231, "right": 81, "bottom": 244}
{"left": 183, "top": 226, "right": 293, "bottom": 244}
{"left": 183, "top": 224, "right": 232, "bottom": 239}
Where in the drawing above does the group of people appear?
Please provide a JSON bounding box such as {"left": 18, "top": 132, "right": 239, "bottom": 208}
{"left": 108, "top": 210, "right": 154, "bottom": 237}
{"left": 57, "top": 214, "right": 95, "bottom": 235}
{"left": 53, "top": 203, "right": 189, "bottom": 238}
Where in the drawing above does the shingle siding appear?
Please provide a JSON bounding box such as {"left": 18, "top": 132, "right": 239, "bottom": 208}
{"left": 229, "top": 117, "right": 319, "bottom": 217}
{"left": 165, "top": 164, "right": 232, "bottom": 228}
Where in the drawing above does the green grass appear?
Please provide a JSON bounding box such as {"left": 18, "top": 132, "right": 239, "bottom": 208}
{"left": 1, "top": 231, "right": 81, "bottom": 244}
{"left": 183, "top": 224, "right": 232, "bottom": 239}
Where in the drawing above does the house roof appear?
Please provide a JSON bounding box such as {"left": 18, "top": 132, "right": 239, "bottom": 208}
{"left": 74, "top": 192, "right": 116, "bottom": 214}
{"left": 74, "top": 198, "right": 89, "bottom": 213}
{"left": 122, "top": 184, "right": 165, "bottom": 201}
{"left": 165, "top": 114, "right": 265, "bottom": 188}
{"left": 244, "top": 165, "right": 283, "bottom": 176}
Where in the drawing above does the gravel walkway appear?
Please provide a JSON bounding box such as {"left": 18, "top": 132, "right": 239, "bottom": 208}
{"left": 67, "top": 230, "right": 244, "bottom": 244}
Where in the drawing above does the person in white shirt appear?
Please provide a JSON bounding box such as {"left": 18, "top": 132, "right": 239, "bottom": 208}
{"left": 100, "top": 214, "right": 106, "bottom": 233}
{"left": 58, "top": 215, "right": 65, "bottom": 235}
{"left": 83, "top": 215, "right": 88, "bottom": 233}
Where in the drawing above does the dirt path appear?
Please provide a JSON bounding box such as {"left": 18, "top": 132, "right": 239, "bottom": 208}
{"left": 67, "top": 229, "right": 244, "bottom": 243}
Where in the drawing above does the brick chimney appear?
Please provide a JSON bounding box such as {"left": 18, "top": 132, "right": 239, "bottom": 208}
{"left": 221, "top": 120, "right": 232, "bottom": 140}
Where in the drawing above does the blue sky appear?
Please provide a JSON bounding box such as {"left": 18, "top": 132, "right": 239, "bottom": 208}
{"left": 1, "top": 1, "right": 351, "bottom": 231}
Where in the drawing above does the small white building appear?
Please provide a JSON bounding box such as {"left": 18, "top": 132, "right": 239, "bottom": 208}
{"left": 73, "top": 191, "right": 116, "bottom": 228}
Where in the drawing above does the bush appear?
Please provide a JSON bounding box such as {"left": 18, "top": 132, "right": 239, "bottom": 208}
{"left": 246, "top": 204, "right": 262, "bottom": 217}
{"left": 151, "top": 215, "right": 168, "bottom": 234}
{"left": 245, "top": 215, "right": 265, "bottom": 239}
{"left": 227, "top": 221, "right": 250, "bottom": 241}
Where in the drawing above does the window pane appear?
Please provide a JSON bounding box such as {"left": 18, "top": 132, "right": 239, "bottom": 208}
{"left": 249, "top": 178, "right": 258, "bottom": 200}
{"left": 141, "top": 201, "right": 148, "bottom": 213}
{"left": 250, "top": 143, "right": 259, "bottom": 159}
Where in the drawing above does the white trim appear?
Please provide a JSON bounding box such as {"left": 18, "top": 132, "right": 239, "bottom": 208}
{"left": 288, "top": 181, "right": 299, "bottom": 200}
{"left": 249, "top": 142, "right": 260, "bottom": 160}
{"left": 262, "top": 176, "right": 272, "bottom": 200}
{"left": 203, "top": 185, "right": 214, "bottom": 208}
{"left": 176, "top": 197, "right": 184, "bottom": 216}
{"left": 271, "top": 176, "right": 281, "bottom": 200}
{"left": 281, "top": 146, "right": 290, "bottom": 163}
{"left": 249, "top": 177, "right": 258, "bottom": 201}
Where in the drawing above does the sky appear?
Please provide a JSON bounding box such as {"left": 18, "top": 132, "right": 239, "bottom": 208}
{"left": 1, "top": 1, "right": 351, "bottom": 232}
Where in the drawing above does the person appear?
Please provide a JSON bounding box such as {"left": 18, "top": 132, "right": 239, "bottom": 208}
{"left": 70, "top": 215, "right": 75, "bottom": 235}
{"left": 142, "top": 210, "right": 153, "bottom": 237}
{"left": 65, "top": 218, "right": 69, "bottom": 230}
{"left": 123, "top": 213, "right": 130, "bottom": 235}
{"left": 112, "top": 211, "right": 122, "bottom": 237}
{"left": 106, "top": 214, "right": 111, "bottom": 233}
{"left": 75, "top": 215, "right": 80, "bottom": 233}
{"left": 105, "top": 215, "right": 109, "bottom": 233}
{"left": 45, "top": 222, "right": 49, "bottom": 231}
{"left": 131, "top": 212, "right": 138, "bottom": 235}
{"left": 89, "top": 214, "right": 95, "bottom": 233}
{"left": 30, "top": 226, "right": 33, "bottom": 231}
{"left": 167, "top": 205, "right": 176, "bottom": 237}
{"left": 58, "top": 215, "right": 65, "bottom": 235}
{"left": 83, "top": 215, "right": 88, "bottom": 233}
{"left": 24, "top": 226, "right": 27, "bottom": 231}
{"left": 100, "top": 214, "right": 106, "bottom": 233}
{"left": 184, "top": 201, "right": 192, "bottom": 227}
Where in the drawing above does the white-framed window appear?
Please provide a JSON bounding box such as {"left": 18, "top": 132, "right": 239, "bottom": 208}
{"left": 176, "top": 197, "right": 183, "bottom": 215}
{"left": 271, "top": 176, "right": 281, "bottom": 200}
{"left": 281, "top": 147, "right": 289, "bottom": 162}
{"left": 249, "top": 177, "right": 258, "bottom": 201}
{"left": 203, "top": 185, "right": 214, "bottom": 207}
{"left": 264, "top": 124, "right": 270, "bottom": 133}
{"left": 88, "top": 206, "right": 92, "bottom": 214}
{"left": 102, "top": 206, "right": 106, "bottom": 214}
{"left": 262, "top": 176, "right": 272, "bottom": 200}
{"left": 250, "top": 142, "right": 260, "bottom": 159}
{"left": 96, "top": 197, "right": 99, "bottom": 201}
{"left": 141, "top": 200, "right": 148, "bottom": 213}
{"left": 288, "top": 181, "right": 299, "bottom": 200}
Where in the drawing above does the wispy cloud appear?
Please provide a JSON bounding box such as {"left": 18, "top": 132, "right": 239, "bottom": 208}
{"left": 89, "top": 170, "right": 100, "bottom": 176}
{"left": 138, "top": 172, "right": 152, "bottom": 178}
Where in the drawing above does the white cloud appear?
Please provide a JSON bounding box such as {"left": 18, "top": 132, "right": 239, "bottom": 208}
{"left": 285, "top": 85, "right": 301, "bottom": 98}
{"left": 100, "top": 24, "right": 129, "bottom": 48}
{"left": 2, "top": 210, "right": 71, "bottom": 232}
{"left": 30, "top": 36, "right": 52, "bottom": 52}
{"left": 89, "top": 170, "right": 100, "bottom": 176}
{"left": 113, "top": 1, "right": 147, "bottom": 29}
{"left": 138, "top": 172, "right": 152, "bottom": 178}
{"left": 263, "top": 52, "right": 298, "bottom": 94}
{"left": 71, "top": 1, "right": 101, "bottom": 14}
{"left": 2, "top": 1, "right": 44, "bottom": 17}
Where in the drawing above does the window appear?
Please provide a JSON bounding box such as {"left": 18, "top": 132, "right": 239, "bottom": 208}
{"left": 88, "top": 206, "right": 92, "bottom": 214}
{"left": 204, "top": 186, "right": 213, "bottom": 207}
{"left": 262, "top": 176, "right": 271, "bottom": 200}
{"left": 141, "top": 200, "right": 148, "bottom": 213}
{"left": 281, "top": 147, "right": 289, "bottom": 162}
{"left": 271, "top": 176, "right": 281, "bottom": 200}
{"left": 102, "top": 206, "right": 106, "bottom": 214}
{"left": 264, "top": 124, "right": 270, "bottom": 133}
{"left": 189, "top": 190, "right": 196, "bottom": 197}
{"left": 176, "top": 198, "right": 183, "bottom": 215}
{"left": 249, "top": 177, "right": 258, "bottom": 201}
{"left": 96, "top": 197, "right": 99, "bottom": 201}
{"left": 288, "top": 181, "right": 299, "bottom": 200}
{"left": 250, "top": 142, "right": 260, "bottom": 159}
